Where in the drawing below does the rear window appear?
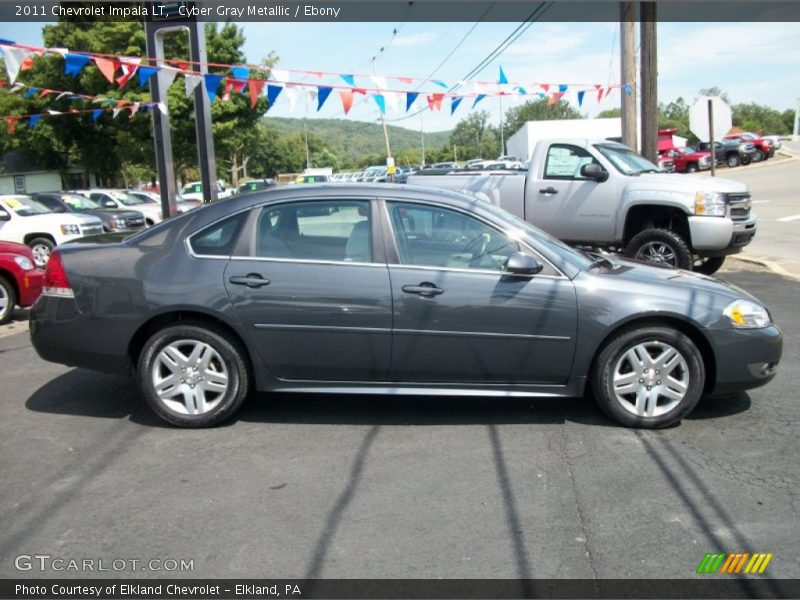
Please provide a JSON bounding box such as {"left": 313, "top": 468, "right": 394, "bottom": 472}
{"left": 189, "top": 213, "right": 247, "bottom": 256}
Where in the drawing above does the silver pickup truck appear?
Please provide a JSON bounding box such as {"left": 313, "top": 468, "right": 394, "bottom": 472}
{"left": 408, "top": 138, "right": 757, "bottom": 274}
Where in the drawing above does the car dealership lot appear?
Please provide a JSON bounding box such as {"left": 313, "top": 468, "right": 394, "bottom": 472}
{"left": 0, "top": 263, "right": 797, "bottom": 579}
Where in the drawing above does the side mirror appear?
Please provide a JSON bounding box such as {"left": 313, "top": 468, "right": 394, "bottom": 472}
{"left": 506, "top": 252, "right": 543, "bottom": 276}
{"left": 0, "top": 209, "right": 9, "bottom": 221}
{"left": 580, "top": 163, "right": 609, "bottom": 182}
{"left": 103, "top": 200, "right": 117, "bottom": 208}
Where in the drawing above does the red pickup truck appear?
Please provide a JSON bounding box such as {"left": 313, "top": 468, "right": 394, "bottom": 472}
{"left": 658, "top": 128, "right": 713, "bottom": 173}
{"left": 724, "top": 132, "right": 775, "bottom": 162}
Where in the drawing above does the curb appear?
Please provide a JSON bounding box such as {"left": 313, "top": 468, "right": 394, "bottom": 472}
{"left": 728, "top": 255, "right": 800, "bottom": 282}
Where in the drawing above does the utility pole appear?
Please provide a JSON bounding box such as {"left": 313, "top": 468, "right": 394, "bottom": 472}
{"left": 420, "top": 111, "right": 426, "bottom": 166}
{"left": 499, "top": 95, "right": 505, "bottom": 157}
{"left": 639, "top": 1, "right": 658, "bottom": 163}
{"left": 372, "top": 58, "right": 393, "bottom": 177}
{"left": 620, "top": 2, "right": 638, "bottom": 151}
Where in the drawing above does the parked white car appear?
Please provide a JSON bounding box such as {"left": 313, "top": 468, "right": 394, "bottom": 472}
{"left": 0, "top": 195, "right": 104, "bottom": 267}
{"left": 74, "top": 189, "right": 165, "bottom": 226}
{"left": 179, "top": 180, "right": 233, "bottom": 202}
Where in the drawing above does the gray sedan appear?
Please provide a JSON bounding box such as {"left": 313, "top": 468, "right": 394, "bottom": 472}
{"left": 30, "top": 185, "right": 782, "bottom": 429}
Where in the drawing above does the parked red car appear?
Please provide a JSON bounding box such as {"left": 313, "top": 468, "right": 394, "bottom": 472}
{"left": 0, "top": 241, "right": 44, "bottom": 324}
{"left": 659, "top": 147, "right": 713, "bottom": 173}
{"left": 724, "top": 132, "right": 775, "bottom": 162}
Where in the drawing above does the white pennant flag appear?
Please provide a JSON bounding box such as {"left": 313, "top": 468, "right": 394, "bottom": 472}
{"left": 371, "top": 75, "right": 387, "bottom": 90}
{"left": 113, "top": 108, "right": 124, "bottom": 119}
{"left": 284, "top": 86, "right": 298, "bottom": 110}
{"left": 270, "top": 69, "right": 289, "bottom": 83}
{"left": 384, "top": 91, "right": 398, "bottom": 113}
{"left": 56, "top": 92, "right": 71, "bottom": 100}
{"left": 47, "top": 109, "right": 62, "bottom": 115}
{"left": 157, "top": 102, "right": 168, "bottom": 115}
{"left": 157, "top": 67, "right": 178, "bottom": 92}
{"left": 184, "top": 73, "right": 202, "bottom": 97}
{"left": 51, "top": 48, "right": 69, "bottom": 56}
{"left": 1, "top": 46, "right": 29, "bottom": 84}
{"left": 129, "top": 102, "right": 140, "bottom": 117}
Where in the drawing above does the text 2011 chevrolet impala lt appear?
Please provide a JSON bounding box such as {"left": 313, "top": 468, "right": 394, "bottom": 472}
{"left": 30, "top": 185, "right": 781, "bottom": 428}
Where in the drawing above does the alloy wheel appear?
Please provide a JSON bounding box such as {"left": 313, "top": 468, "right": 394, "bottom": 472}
{"left": 635, "top": 242, "right": 677, "bottom": 266}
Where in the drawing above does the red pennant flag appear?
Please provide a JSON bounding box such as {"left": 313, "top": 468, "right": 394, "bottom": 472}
{"left": 248, "top": 80, "right": 265, "bottom": 108}
{"left": 353, "top": 88, "right": 367, "bottom": 96}
{"left": 6, "top": 116, "right": 18, "bottom": 135}
{"left": 541, "top": 84, "right": 550, "bottom": 93}
{"left": 38, "top": 89, "right": 52, "bottom": 98}
{"left": 548, "top": 93, "right": 558, "bottom": 105}
{"left": 94, "top": 57, "right": 117, "bottom": 83}
{"left": 427, "top": 93, "right": 444, "bottom": 111}
{"left": 309, "top": 71, "right": 324, "bottom": 79}
{"left": 20, "top": 56, "right": 34, "bottom": 71}
{"left": 398, "top": 77, "right": 414, "bottom": 85}
{"left": 597, "top": 87, "right": 605, "bottom": 103}
{"left": 339, "top": 89, "right": 354, "bottom": 115}
{"left": 116, "top": 60, "right": 140, "bottom": 87}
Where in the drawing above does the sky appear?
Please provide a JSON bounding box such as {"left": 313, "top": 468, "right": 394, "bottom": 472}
{"left": 3, "top": 20, "right": 799, "bottom": 133}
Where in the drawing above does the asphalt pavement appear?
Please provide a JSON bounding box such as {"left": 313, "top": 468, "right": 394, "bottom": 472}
{"left": 0, "top": 262, "right": 797, "bottom": 580}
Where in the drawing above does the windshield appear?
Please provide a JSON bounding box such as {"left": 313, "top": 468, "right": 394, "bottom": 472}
{"left": 477, "top": 201, "right": 592, "bottom": 271}
{"left": 594, "top": 143, "right": 661, "bottom": 175}
{"left": 61, "top": 194, "right": 101, "bottom": 211}
{"left": 1, "top": 195, "right": 51, "bottom": 216}
{"left": 110, "top": 191, "right": 146, "bottom": 206}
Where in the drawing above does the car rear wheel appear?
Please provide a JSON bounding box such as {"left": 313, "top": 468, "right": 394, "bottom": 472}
{"left": 592, "top": 326, "right": 705, "bottom": 428}
{"left": 726, "top": 154, "right": 741, "bottom": 168}
{"left": 0, "top": 275, "right": 16, "bottom": 325}
{"left": 138, "top": 323, "right": 250, "bottom": 427}
{"left": 693, "top": 256, "right": 725, "bottom": 276}
{"left": 753, "top": 149, "right": 765, "bottom": 162}
{"left": 27, "top": 237, "right": 54, "bottom": 268}
{"left": 625, "top": 228, "right": 693, "bottom": 270}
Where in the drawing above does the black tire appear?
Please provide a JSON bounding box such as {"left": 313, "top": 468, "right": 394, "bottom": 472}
{"left": 693, "top": 256, "right": 725, "bottom": 276}
{"left": 137, "top": 323, "right": 250, "bottom": 427}
{"left": 0, "top": 275, "right": 16, "bottom": 325}
{"left": 726, "top": 153, "right": 741, "bottom": 168}
{"left": 27, "top": 236, "right": 54, "bottom": 268}
{"left": 753, "top": 149, "right": 764, "bottom": 163}
{"left": 686, "top": 163, "right": 699, "bottom": 173}
{"left": 591, "top": 326, "right": 705, "bottom": 428}
{"left": 625, "top": 228, "right": 693, "bottom": 270}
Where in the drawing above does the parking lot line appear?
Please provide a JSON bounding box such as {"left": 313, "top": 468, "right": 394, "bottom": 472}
{"left": 777, "top": 214, "right": 800, "bottom": 222}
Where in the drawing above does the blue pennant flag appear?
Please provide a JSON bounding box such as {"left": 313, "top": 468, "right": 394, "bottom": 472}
{"left": 231, "top": 66, "right": 250, "bottom": 82}
{"left": 623, "top": 83, "right": 632, "bottom": 96}
{"left": 29, "top": 114, "right": 42, "bottom": 127}
{"left": 471, "top": 94, "right": 486, "bottom": 109}
{"left": 0, "top": 38, "right": 16, "bottom": 45}
{"left": 340, "top": 74, "right": 355, "bottom": 87}
{"left": 558, "top": 84, "right": 568, "bottom": 93}
{"left": 450, "top": 96, "right": 463, "bottom": 115}
{"left": 23, "top": 87, "right": 38, "bottom": 98}
{"left": 204, "top": 74, "right": 223, "bottom": 103}
{"left": 137, "top": 66, "right": 159, "bottom": 87}
{"left": 267, "top": 84, "right": 283, "bottom": 106}
{"left": 91, "top": 109, "right": 103, "bottom": 122}
{"left": 498, "top": 66, "right": 508, "bottom": 85}
{"left": 64, "top": 53, "right": 90, "bottom": 77}
{"left": 515, "top": 86, "right": 527, "bottom": 95}
{"left": 432, "top": 80, "right": 448, "bottom": 90}
{"left": 406, "top": 92, "right": 419, "bottom": 112}
{"left": 373, "top": 94, "right": 386, "bottom": 114}
{"left": 317, "top": 86, "right": 332, "bottom": 111}
{"left": 577, "top": 91, "right": 585, "bottom": 107}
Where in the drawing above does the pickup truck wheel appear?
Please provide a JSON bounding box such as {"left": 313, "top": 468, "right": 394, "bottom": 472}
{"left": 693, "top": 256, "right": 725, "bottom": 275}
{"left": 625, "top": 229, "right": 693, "bottom": 270}
{"left": 753, "top": 149, "right": 765, "bottom": 162}
{"left": 591, "top": 326, "right": 704, "bottom": 428}
{"left": 0, "top": 275, "right": 16, "bottom": 325}
{"left": 686, "top": 163, "right": 699, "bottom": 173}
{"left": 137, "top": 323, "right": 250, "bottom": 428}
{"left": 726, "top": 154, "right": 741, "bottom": 168}
{"left": 27, "top": 237, "right": 54, "bottom": 268}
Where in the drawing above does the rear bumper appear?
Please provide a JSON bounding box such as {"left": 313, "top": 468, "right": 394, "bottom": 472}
{"left": 709, "top": 325, "right": 782, "bottom": 394}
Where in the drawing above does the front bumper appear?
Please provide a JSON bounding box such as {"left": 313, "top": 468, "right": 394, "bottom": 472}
{"left": 708, "top": 324, "right": 782, "bottom": 394}
{"left": 688, "top": 213, "right": 757, "bottom": 255}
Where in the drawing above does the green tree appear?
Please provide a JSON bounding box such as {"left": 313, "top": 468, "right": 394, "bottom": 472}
{"left": 596, "top": 108, "right": 621, "bottom": 118}
{"left": 503, "top": 98, "right": 584, "bottom": 139}
{"left": 732, "top": 102, "right": 792, "bottom": 135}
{"left": 449, "top": 110, "right": 500, "bottom": 160}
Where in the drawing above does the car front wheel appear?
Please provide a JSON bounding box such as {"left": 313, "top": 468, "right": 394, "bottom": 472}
{"left": 0, "top": 275, "right": 16, "bottom": 325}
{"left": 625, "top": 228, "right": 693, "bottom": 270}
{"left": 592, "top": 326, "right": 705, "bottom": 428}
{"left": 138, "top": 323, "right": 250, "bottom": 427}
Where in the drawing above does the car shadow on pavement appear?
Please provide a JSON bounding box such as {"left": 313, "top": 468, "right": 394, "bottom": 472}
{"left": 25, "top": 370, "right": 753, "bottom": 429}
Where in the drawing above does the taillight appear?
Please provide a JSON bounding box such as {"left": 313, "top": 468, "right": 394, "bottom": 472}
{"left": 43, "top": 251, "right": 74, "bottom": 298}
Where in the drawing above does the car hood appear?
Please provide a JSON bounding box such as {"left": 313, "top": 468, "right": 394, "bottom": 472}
{"left": 625, "top": 172, "right": 748, "bottom": 195}
{"left": 0, "top": 240, "right": 33, "bottom": 256}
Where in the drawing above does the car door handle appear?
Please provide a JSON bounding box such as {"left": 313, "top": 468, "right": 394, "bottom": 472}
{"left": 402, "top": 282, "right": 444, "bottom": 297}
{"left": 228, "top": 274, "right": 270, "bottom": 288}
{"left": 539, "top": 186, "right": 558, "bottom": 195}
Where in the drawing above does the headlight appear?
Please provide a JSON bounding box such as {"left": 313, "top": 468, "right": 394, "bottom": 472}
{"left": 110, "top": 217, "right": 126, "bottom": 230}
{"left": 14, "top": 255, "right": 34, "bottom": 270}
{"left": 60, "top": 224, "right": 81, "bottom": 235}
{"left": 695, "top": 191, "right": 726, "bottom": 216}
{"left": 723, "top": 299, "right": 771, "bottom": 329}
